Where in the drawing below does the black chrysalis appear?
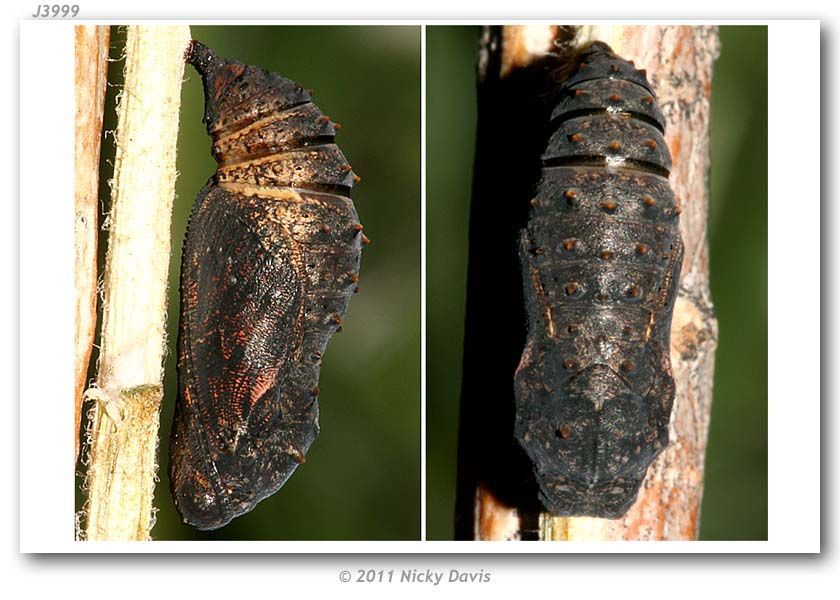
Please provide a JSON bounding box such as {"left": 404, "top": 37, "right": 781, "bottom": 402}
{"left": 514, "top": 42, "right": 683, "bottom": 519}
{"left": 169, "top": 41, "right": 366, "bottom": 530}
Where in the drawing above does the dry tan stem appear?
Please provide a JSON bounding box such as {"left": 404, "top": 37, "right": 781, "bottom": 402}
{"left": 74, "top": 25, "right": 110, "bottom": 463}
{"left": 500, "top": 25, "right": 558, "bottom": 78}
{"left": 478, "top": 25, "right": 720, "bottom": 542}
{"left": 475, "top": 483, "right": 521, "bottom": 541}
{"left": 83, "top": 25, "right": 190, "bottom": 541}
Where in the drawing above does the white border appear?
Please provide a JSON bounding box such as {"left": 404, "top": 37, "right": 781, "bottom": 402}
{"left": 17, "top": 18, "right": 820, "bottom": 554}
{"left": 766, "top": 21, "right": 821, "bottom": 549}
{"left": 20, "top": 21, "right": 77, "bottom": 551}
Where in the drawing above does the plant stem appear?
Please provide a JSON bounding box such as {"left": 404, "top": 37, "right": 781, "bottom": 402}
{"left": 83, "top": 25, "right": 191, "bottom": 541}
{"left": 74, "top": 25, "right": 110, "bottom": 463}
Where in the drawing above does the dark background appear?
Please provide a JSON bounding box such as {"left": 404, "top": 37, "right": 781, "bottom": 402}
{"left": 78, "top": 25, "right": 421, "bottom": 540}
{"left": 426, "top": 26, "right": 768, "bottom": 540}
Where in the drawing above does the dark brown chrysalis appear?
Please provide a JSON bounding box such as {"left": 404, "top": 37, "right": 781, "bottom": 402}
{"left": 169, "top": 41, "right": 364, "bottom": 530}
{"left": 514, "top": 42, "right": 683, "bottom": 519}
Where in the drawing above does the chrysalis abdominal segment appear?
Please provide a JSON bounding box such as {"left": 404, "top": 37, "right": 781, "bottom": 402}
{"left": 169, "top": 41, "right": 364, "bottom": 530}
{"left": 514, "top": 42, "right": 683, "bottom": 519}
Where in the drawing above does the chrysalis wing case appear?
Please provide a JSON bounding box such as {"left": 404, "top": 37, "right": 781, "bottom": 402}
{"left": 169, "top": 41, "right": 366, "bottom": 530}
{"left": 514, "top": 42, "right": 683, "bottom": 519}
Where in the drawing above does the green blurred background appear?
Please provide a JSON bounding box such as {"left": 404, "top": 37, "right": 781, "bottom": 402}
{"left": 80, "top": 26, "right": 421, "bottom": 540}
{"left": 426, "top": 26, "right": 768, "bottom": 540}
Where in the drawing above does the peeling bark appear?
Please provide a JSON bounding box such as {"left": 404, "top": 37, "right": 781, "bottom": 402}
{"left": 74, "top": 25, "right": 110, "bottom": 463}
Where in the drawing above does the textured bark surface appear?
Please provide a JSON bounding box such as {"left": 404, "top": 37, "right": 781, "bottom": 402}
{"left": 74, "top": 25, "right": 110, "bottom": 463}
{"left": 499, "top": 25, "right": 558, "bottom": 78}
{"left": 82, "top": 25, "right": 191, "bottom": 541}
{"left": 465, "top": 25, "right": 719, "bottom": 541}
